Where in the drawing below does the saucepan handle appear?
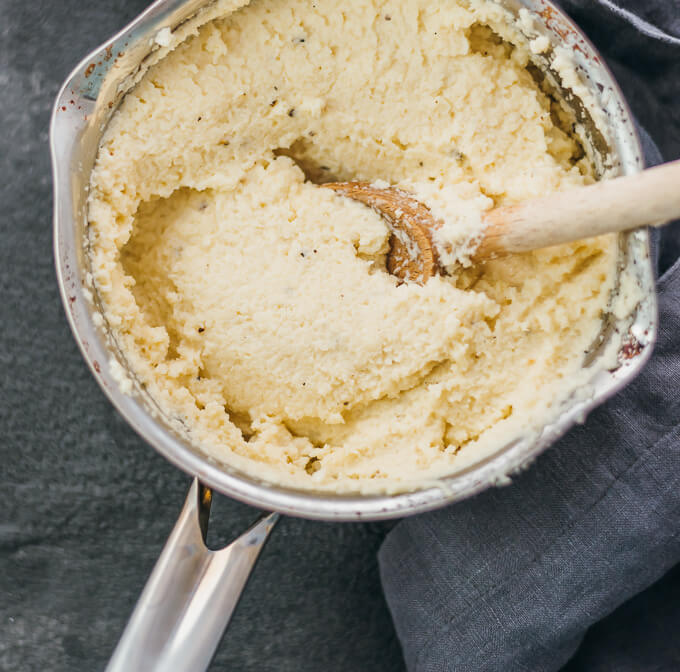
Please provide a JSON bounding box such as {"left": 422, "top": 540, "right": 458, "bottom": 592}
{"left": 106, "top": 479, "right": 279, "bottom": 672}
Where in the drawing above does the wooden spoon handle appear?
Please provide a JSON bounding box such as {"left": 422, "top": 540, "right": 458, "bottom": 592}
{"left": 476, "top": 158, "right": 680, "bottom": 261}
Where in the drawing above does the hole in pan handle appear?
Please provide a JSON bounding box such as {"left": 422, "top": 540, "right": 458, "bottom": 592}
{"left": 106, "top": 479, "right": 279, "bottom": 672}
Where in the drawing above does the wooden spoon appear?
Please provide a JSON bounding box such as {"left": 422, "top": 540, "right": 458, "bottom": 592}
{"left": 323, "top": 158, "right": 680, "bottom": 283}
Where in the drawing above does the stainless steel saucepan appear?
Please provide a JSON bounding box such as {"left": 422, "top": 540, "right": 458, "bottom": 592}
{"left": 50, "top": 0, "right": 658, "bottom": 669}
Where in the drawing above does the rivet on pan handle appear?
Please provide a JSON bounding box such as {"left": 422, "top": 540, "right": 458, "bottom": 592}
{"left": 106, "top": 479, "right": 279, "bottom": 672}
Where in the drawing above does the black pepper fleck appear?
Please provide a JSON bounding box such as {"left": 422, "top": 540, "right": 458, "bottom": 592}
{"left": 270, "top": 99, "right": 278, "bottom": 107}
{"left": 198, "top": 327, "right": 205, "bottom": 333}
{"left": 288, "top": 108, "right": 296, "bottom": 117}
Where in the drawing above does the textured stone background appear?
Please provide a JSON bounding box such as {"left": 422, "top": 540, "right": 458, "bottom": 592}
{"left": 0, "top": 2, "right": 403, "bottom": 670}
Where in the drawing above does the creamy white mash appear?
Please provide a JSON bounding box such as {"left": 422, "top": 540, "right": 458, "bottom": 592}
{"left": 88, "top": 0, "right": 618, "bottom": 493}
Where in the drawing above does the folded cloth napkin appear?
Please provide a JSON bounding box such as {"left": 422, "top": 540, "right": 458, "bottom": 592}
{"left": 378, "top": 3, "right": 680, "bottom": 670}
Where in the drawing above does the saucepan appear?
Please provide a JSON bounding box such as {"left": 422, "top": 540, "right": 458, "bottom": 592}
{"left": 50, "top": 0, "right": 658, "bottom": 669}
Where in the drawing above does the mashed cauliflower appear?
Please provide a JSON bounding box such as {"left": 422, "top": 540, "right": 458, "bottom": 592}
{"left": 88, "top": 0, "right": 618, "bottom": 493}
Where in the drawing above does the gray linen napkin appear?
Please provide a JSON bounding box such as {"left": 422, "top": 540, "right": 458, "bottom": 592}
{"left": 378, "top": 3, "right": 680, "bottom": 670}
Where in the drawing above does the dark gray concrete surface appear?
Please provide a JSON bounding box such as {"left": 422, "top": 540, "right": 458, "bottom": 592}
{"left": 0, "top": 2, "right": 404, "bottom": 670}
